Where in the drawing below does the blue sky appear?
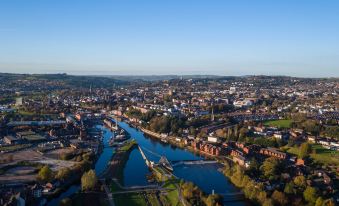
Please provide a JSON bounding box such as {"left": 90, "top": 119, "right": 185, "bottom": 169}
{"left": 0, "top": 0, "right": 338, "bottom": 77}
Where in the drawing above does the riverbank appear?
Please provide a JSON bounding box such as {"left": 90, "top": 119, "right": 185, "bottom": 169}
{"left": 101, "top": 140, "right": 137, "bottom": 181}
{"left": 47, "top": 124, "right": 112, "bottom": 206}
{"left": 140, "top": 126, "right": 231, "bottom": 163}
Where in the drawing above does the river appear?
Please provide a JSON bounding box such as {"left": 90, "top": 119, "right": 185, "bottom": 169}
{"left": 48, "top": 121, "right": 248, "bottom": 206}
{"left": 118, "top": 121, "right": 247, "bottom": 206}
{"left": 47, "top": 125, "right": 113, "bottom": 206}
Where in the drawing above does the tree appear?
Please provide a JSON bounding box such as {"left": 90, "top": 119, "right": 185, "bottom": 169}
{"left": 248, "top": 158, "right": 260, "bottom": 176}
{"left": 262, "top": 198, "right": 274, "bottom": 206}
{"left": 261, "top": 157, "right": 280, "bottom": 180}
{"left": 303, "top": 186, "right": 317, "bottom": 204}
{"left": 315, "top": 197, "right": 324, "bottom": 206}
{"left": 38, "top": 165, "right": 53, "bottom": 182}
{"left": 222, "top": 161, "right": 232, "bottom": 176}
{"left": 271, "top": 190, "right": 288, "bottom": 206}
{"left": 302, "top": 120, "right": 320, "bottom": 135}
{"left": 239, "top": 127, "right": 248, "bottom": 138}
{"left": 81, "top": 169, "right": 98, "bottom": 191}
{"left": 205, "top": 194, "right": 223, "bottom": 206}
{"left": 181, "top": 182, "right": 194, "bottom": 199}
{"left": 323, "top": 198, "right": 335, "bottom": 206}
{"left": 299, "top": 142, "right": 312, "bottom": 159}
{"left": 293, "top": 175, "right": 306, "bottom": 189}
{"left": 284, "top": 181, "right": 295, "bottom": 195}
{"left": 56, "top": 168, "right": 71, "bottom": 182}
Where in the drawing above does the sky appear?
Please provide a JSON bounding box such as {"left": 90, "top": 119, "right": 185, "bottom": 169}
{"left": 0, "top": 0, "right": 338, "bottom": 77}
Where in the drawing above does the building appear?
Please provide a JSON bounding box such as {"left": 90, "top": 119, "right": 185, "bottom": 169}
{"left": 207, "top": 136, "right": 218, "bottom": 143}
{"left": 4, "top": 135, "right": 21, "bottom": 145}
{"left": 260, "top": 147, "right": 287, "bottom": 159}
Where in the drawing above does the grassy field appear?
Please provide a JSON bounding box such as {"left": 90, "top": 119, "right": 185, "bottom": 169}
{"left": 161, "top": 180, "right": 183, "bottom": 206}
{"left": 118, "top": 140, "right": 137, "bottom": 152}
{"left": 264, "top": 119, "right": 292, "bottom": 128}
{"left": 283, "top": 144, "right": 339, "bottom": 166}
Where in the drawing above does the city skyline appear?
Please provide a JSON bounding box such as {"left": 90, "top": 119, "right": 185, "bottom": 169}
{"left": 0, "top": 0, "right": 339, "bottom": 77}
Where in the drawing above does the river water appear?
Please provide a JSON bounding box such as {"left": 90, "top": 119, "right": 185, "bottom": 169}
{"left": 118, "top": 121, "right": 247, "bottom": 206}
{"left": 48, "top": 122, "right": 247, "bottom": 206}
{"left": 47, "top": 125, "right": 113, "bottom": 206}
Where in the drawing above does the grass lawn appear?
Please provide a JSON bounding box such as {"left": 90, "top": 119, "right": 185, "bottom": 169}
{"left": 118, "top": 140, "right": 136, "bottom": 152}
{"left": 114, "top": 193, "right": 148, "bottom": 206}
{"left": 283, "top": 144, "right": 339, "bottom": 166}
{"left": 161, "top": 180, "right": 183, "bottom": 206}
{"left": 147, "top": 193, "right": 160, "bottom": 206}
{"left": 264, "top": 119, "right": 292, "bottom": 128}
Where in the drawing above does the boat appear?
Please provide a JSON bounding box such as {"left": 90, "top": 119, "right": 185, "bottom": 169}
{"left": 159, "top": 156, "right": 174, "bottom": 172}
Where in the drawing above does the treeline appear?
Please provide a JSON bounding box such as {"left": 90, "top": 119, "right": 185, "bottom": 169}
{"left": 180, "top": 180, "right": 223, "bottom": 206}
{"left": 126, "top": 108, "right": 214, "bottom": 135}
{"left": 222, "top": 160, "right": 336, "bottom": 206}
{"left": 289, "top": 113, "right": 339, "bottom": 139}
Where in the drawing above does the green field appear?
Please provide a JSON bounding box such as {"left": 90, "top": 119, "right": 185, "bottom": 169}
{"left": 283, "top": 144, "right": 339, "bottom": 166}
{"left": 161, "top": 180, "right": 183, "bottom": 206}
{"left": 118, "top": 140, "right": 137, "bottom": 152}
{"left": 264, "top": 119, "right": 292, "bottom": 128}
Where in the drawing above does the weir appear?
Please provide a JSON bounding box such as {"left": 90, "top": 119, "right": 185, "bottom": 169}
{"left": 171, "top": 160, "right": 218, "bottom": 167}
{"left": 138, "top": 145, "right": 151, "bottom": 167}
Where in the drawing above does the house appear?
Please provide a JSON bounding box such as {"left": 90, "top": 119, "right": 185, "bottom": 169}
{"left": 191, "top": 141, "right": 201, "bottom": 150}
{"left": 260, "top": 147, "right": 287, "bottom": 159}
{"left": 231, "top": 149, "right": 243, "bottom": 157}
{"left": 296, "top": 158, "right": 305, "bottom": 166}
{"left": 243, "top": 144, "right": 261, "bottom": 155}
{"left": 43, "top": 183, "right": 54, "bottom": 193}
{"left": 307, "top": 136, "right": 316, "bottom": 143}
{"left": 207, "top": 136, "right": 218, "bottom": 143}
{"left": 273, "top": 132, "right": 289, "bottom": 140}
{"left": 4, "top": 136, "right": 21, "bottom": 145}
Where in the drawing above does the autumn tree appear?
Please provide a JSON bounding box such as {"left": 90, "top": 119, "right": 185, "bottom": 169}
{"left": 56, "top": 168, "right": 71, "bottom": 182}
{"left": 205, "top": 194, "right": 223, "bottom": 206}
{"left": 261, "top": 157, "right": 281, "bottom": 180}
{"left": 299, "top": 142, "right": 312, "bottom": 159}
{"left": 81, "top": 169, "right": 98, "bottom": 191}
{"left": 284, "top": 181, "right": 295, "bottom": 195}
{"left": 38, "top": 165, "right": 54, "bottom": 182}
{"left": 303, "top": 186, "right": 318, "bottom": 204}
{"left": 271, "top": 190, "right": 288, "bottom": 206}
{"left": 293, "top": 175, "right": 306, "bottom": 189}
